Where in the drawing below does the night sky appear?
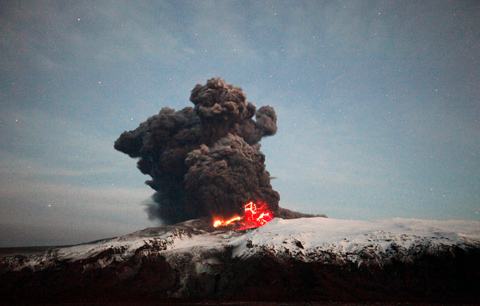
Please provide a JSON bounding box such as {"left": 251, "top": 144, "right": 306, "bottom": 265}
{"left": 1, "top": 0, "right": 479, "bottom": 247}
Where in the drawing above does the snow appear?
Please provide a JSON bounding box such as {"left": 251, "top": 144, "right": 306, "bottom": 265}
{"left": 234, "top": 217, "right": 480, "bottom": 247}
{"left": 3, "top": 217, "right": 479, "bottom": 271}
{"left": 230, "top": 217, "right": 480, "bottom": 263}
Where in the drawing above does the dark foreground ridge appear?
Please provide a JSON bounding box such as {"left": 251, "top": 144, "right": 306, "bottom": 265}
{"left": 1, "top": 217, "right": 479, "bottom": 304}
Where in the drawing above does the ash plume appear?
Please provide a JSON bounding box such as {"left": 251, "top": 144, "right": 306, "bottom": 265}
{"left": 115, "top": 78, "right": 310, "bottom": 224}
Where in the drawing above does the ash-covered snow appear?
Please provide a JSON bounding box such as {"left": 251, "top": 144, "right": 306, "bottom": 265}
{"left": 2, "top": 217, "right": 479, "bottom": 272}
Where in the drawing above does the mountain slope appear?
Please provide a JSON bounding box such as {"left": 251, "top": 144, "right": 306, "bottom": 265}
{"left": 1, "top": 217, "right": 479, "bottom": 303}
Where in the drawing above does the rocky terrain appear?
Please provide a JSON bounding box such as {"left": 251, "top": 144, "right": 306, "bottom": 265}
{"left": 1, "top": 217, "right": 479, "bottom": 304}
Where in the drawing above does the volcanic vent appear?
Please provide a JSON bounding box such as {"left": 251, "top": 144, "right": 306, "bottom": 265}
{"left": 115, "top": 78, "right": 309, "bottom": 227}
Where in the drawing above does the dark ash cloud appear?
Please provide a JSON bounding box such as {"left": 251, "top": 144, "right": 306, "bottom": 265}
{"left": 115, "top": 78, "right": 310, "bottom": 224}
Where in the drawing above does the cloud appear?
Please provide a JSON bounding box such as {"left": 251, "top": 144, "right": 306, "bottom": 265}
{"left": 0, "top": 108, "right": 155, "bottom": 246}
{"left": 184, "top": 1, "right": 259, "bottom": 60}
{"left": 0, "top": 178, "right": 154, "bottom": 247}
{"left": 0, "top": 0, "right": 265, "bottom": 75}
{"left": 0, "top": 0, "right": 192, "bottom": 73}
{"left": 0, "top": 108, "right": 137, "bottom": 177}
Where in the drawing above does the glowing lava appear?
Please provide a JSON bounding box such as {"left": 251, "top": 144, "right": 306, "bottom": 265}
{"left": 212, "top": 201, "right": 274, "bottom": 230}
{"left": 213, "top": 215, "right": 242, "bottom": 228}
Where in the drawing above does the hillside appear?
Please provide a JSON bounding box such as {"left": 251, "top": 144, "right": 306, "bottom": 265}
{"left": 1, "top": 217, "right": 479, "bottom": 303}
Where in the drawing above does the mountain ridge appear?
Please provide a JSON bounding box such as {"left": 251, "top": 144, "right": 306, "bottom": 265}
{"left": 1, "top": 217, "right": 479, "bottom": 303}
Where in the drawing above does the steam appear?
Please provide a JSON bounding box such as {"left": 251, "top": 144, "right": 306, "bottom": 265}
{"left": 115, "top": 78, "right": 307, "bottom": 224}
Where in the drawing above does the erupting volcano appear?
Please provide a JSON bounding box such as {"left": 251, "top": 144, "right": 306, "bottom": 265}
{"left": 115, "top": 78, "right": 313, "bottom": 224}
{"left": 115, "top": 78, "right": 312, "bottom": 224}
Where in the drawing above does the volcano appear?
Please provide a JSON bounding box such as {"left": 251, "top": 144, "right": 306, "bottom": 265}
{"left": 1, "top": 217, "right": 479, "bottom": 304}
{"left": 113, "top": 77, "right": 315, "bottom": 225}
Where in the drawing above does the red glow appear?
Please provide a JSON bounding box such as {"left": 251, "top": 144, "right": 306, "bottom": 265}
{"left": 212, "top": 200, "right": 274, "bottom": 230}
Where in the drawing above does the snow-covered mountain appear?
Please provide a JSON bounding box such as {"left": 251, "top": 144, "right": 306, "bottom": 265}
{"left": 1, "top": 217, "right": 479, "bottom": 303}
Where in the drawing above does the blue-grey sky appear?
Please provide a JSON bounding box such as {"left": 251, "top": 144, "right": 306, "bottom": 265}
{"left": 1, "top": 0, "right": 479, "bottom": 246}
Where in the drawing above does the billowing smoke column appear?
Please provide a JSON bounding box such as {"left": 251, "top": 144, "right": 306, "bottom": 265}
{"left": 115, "top": 78, "right": 302, "bottom": 224}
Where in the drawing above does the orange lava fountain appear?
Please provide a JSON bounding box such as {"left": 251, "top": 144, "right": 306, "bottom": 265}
{"left": 212, "top": 200, "right": 274, "bottom": 230}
